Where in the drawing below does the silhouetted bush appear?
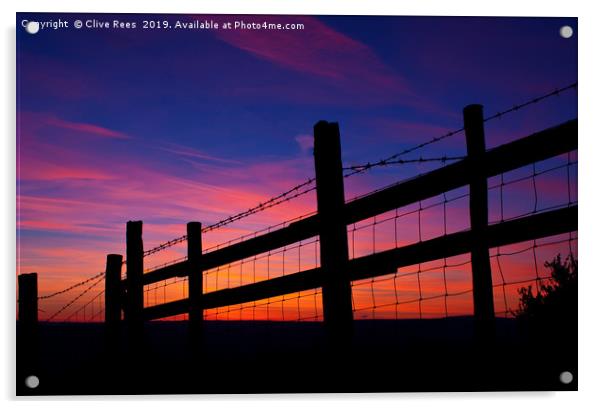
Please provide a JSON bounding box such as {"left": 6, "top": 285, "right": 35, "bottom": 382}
{"left": 514, "top": 253, "right": 577, "bottom": 342}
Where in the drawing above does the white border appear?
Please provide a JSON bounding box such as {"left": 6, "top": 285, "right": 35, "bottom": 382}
{"left": 2, "top": 1, "right": 601, "bottom": 407}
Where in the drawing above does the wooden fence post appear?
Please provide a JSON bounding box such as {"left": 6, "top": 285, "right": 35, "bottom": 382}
{"left": 187, "top": 222, "right": 203, "bottom": 345}
{"left": 463, "top": 104, "right": 495, "bottom": 343}
{"left": 313, "top": 121, "right": 354, "bottom": 345}
{"left": 18, "top": 272, "right": 38, "bottom": 327}
{"left": 105, "top": 254, "right": 123, "bottom": 350}
{"left": 18, "top": 272, "right": 38, "bottom": 387}
{"left": 126, "top": 221, "right": 144, "bottom": 344}
{"left": 105, "top": 254, "right": 123, "bottom": 325}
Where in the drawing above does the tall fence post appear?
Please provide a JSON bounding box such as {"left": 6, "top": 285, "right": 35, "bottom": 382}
{"left": 126, "top": 221, "right": 144, "bottom": 345}
{"left": 17, "top": 272, "right": 38, "bottom": 388}
{"left": 313, "top": 120, "right": 354, "bottom": 346}
{"left": 18, "top": 272, "right": 38, "bottom": 328}
{"left": 105, "top": 254, "right": 123, "bottom": 325}
{"left": 105, "top": 254, "right": 123, "bottom": 350}
{"left": 187, "top": 222, "right": 203, "bottom": 347}
{"left": 463, "top": 104, "right": 496, "bottom": 343}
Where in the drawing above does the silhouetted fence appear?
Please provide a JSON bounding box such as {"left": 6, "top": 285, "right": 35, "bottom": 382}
{"left": 120, "top": 105, "right": 576, "bottom": 341}
{"left": 18, "top": 104, "right": 578, "bottom": 348}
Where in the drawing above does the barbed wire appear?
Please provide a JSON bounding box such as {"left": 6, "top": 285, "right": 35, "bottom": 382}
{"left": 142, "top": 236, "right": 188, "bottom": 258}
{"left": 46, "top": 274, "right": 105, "bottom": 322}
{"left": 343, "top": 129, "right": 466, "bottom": 178}
{"left": 344, "top": 82, "right": 577, "bottom": 177}
{"left": 37, "top": 271, "right": 105, "bottom": 300}
{"left": 63, "top": 289, "right": 105, "bottom": 322}
{"left": 142, "top": 178, "right": 316, "bottom": 258}
{"left": 343, "top": 155, "right": 466, "bottom": 173}
{"left": 483, "top": 82, "right": 577, "bottom": 122}
{"left": 142, "top": 156, "right": 461, "bottom": 259}
{"left": 201, "top": 179, "right": 317, "bottom": 234}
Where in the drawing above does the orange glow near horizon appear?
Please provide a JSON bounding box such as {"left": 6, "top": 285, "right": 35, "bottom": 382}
{"left": 26, "top": 200, "right": 576, "bottom": 323}
{"left": 33, "top": 231, "right": 574, "bottom": 323}
{"left": 23, "top": 153, "right": 576, "bottom": 323}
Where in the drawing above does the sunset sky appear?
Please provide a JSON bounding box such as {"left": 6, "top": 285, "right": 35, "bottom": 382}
{"left": 16, "top": 14, "right": 577, "bottom": 321}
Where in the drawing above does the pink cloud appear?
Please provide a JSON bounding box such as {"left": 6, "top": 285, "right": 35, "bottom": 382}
{"left": 159, "top": 143, "right": 241, "bottom": 165}
{"left": 208, "top": 15, "right": 413, "bottom": 106}
{"left": 217, "top": 17, "right": 400, "bottom": 82}
{"left": 45, "top": 116, "right": 130, "bottom": 139}
{"left": 17, "top": 112, "right": 319, "bottom": 255}
{"left": 18, "top": 111, "right": 130, "bottom": 140}
{"left": 17, "top": 111, "right": 134, "bottom": 182}
{"left": 18, "top": 162, "right": 115, "bottom": 181}
{"left": 295, "top": 134, "right": 313, "bottom": 154}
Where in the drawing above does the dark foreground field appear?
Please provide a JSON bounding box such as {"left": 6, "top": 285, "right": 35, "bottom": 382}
{"left": 16, "top": 318, "right": 576, "bottom": 395}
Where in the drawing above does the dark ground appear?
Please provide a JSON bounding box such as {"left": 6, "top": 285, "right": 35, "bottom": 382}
{"left": 16, "top": 317, "right": 577, "bottom": 395}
